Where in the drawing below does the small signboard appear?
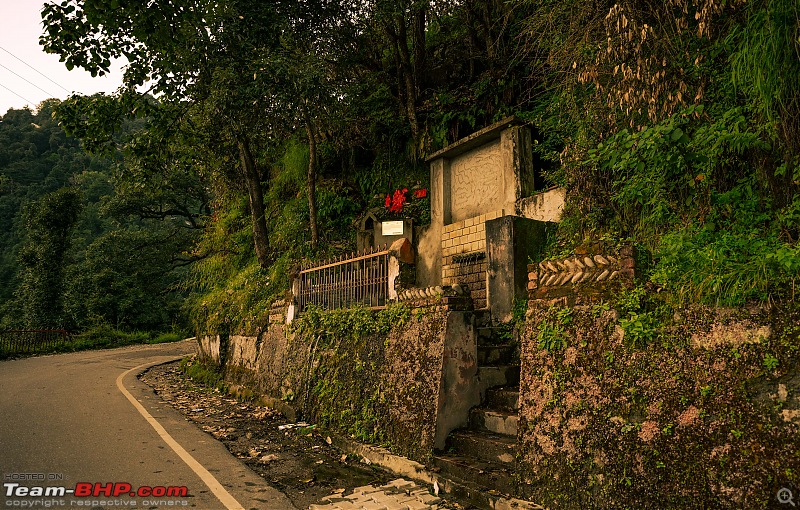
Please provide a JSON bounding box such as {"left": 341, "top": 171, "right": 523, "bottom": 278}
{"left": 381, "top": 221, "right": 404, "bottom": 236}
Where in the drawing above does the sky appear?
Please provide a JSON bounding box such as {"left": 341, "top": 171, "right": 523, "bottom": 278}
{"left": 0, "top": 0, "right": 125, "bottom": 115}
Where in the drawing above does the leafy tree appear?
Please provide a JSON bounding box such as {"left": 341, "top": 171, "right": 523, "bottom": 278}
{"left": 15, "top": 187, "right": 83, "bottom": 328}
{"left": 41, "top": 0, "right": 280, "bottom": 267}
{"left": 41, "top": 0, "right": 359, "bottom": 263}
{"left": 0, "top": 103, "right": 204, "bottom": 332}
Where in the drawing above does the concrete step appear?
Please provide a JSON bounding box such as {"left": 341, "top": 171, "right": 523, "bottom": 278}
{"left": 431, "top": 453, "right": 516, "bottom": 497}
{"left": 447, "top": 429, "right": 516, "bottom": 465}
{"left": 485, "top": 386, "right": 520, "bottom": 412}
{"left": 469, "top": 408, "right": 519, "bottom": 436}
{"left": 477, "top": 365, "right": 520, "bottom": 388}
{"left": 473, "top": 310, "right": 493, "bottom": 328}
{"left": 476, "top": 326, "right": 509, "bottom": 345}
{"left": 477, "top": 343, "right": 517, "bottom": 366}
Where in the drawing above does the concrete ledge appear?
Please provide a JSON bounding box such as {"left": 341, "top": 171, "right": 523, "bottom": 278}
{"left": 329, "top": 435, "right": 437, "bottom": 485}
{"left": 515, "top": 187, "right": 565, "bottom": 223}
{"left": 426, "top": 117, "right": 526, "bottom": 162}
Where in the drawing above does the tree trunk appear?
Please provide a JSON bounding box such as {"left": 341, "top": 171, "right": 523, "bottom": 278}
{"left": 237, "top": 137, "right": 270, "bottom": 268}
{"left": 412, "top": 3, "right": 427, "bottom": 98}
{"left": 396, "top": 13, "right": 419, "bottom": 143}
{"left": 382, "top": 17, "right": 410, "bottom": 120}
{"left": 302, "top": 108, "right": 320, "bottom": 248}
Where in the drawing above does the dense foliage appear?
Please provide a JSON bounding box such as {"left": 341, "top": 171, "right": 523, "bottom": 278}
{"left": 29, "top": 0, "right": 800, "bottom": 333}
{"left": 0, "top": 104, "right": 202, "bottom": 332}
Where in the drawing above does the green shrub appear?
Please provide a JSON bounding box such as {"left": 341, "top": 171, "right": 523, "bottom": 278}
{"left": 71, "top": 324, "right": 150, "bottom": 349}
{"left": 181, "top": 356, "right": 228, "bottom": 392}
{"left": 536, "top": 306, "right": 574, "bottom": 352}
{"left": 571, "top": 107, "right": 798, "bottom": 306}
{"left": 619, "top": 311, "right": 660, "bottom": 348}
{"left": 652, "top": 181, "right": 799, "bottom": 306}
{"left": 149, "top": 332, "right": 184, "bottom": 344}
{"left": 537, "top": 320, "right": 567, "bottom": 352}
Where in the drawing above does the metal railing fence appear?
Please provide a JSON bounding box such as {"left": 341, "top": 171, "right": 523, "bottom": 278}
{"left": 0, "top": 329, "right": 72, "bottom": 355}
{"left": 296, "top": 246, "right": 390, "bottom": 314}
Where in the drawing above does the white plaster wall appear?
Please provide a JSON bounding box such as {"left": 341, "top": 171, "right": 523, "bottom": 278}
{"left": 449, "top": 140, "right": 503, "bottom": 222}
{"left": 516, "top": 187, "right": 565, "bottom": 223}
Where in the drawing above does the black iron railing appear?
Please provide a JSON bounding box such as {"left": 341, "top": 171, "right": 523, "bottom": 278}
{"left": 0, "top": 329, "right": 72, "bottom": 355}
{"left": 296, "top": 246, "right": 390, "bottom": 313}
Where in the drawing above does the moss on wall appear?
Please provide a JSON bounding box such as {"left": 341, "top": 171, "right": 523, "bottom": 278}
{"left": 295, "top": 304, "right": 448, "bottom": 461}
{"left": 198, "top": 303, "right": 450, "bottom": 463}
{"left": 381, "top": 305, "right": 448, "bottom": 460}
{"left": 518, "top": 301, "right": 800, "bottom": 509}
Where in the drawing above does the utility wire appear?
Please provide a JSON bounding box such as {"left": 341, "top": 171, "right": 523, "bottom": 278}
{"left": 0, "top": 81, "right": 36, "bottom": 106}
{"left": 0, "top": 62, "right": 57, "bottom": 98}
{"left": 0, "top": 44, "right": 71, "bottom": 94}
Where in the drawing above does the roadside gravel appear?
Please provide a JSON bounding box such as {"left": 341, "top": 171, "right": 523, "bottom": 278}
{"left": 139, "top": 360, "right": 465, "bottom": 510}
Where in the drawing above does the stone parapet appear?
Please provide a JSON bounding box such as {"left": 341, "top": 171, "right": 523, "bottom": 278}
{"left": 269, "top": 300, "right": 288, "bottom": 324}
{"left": 527, "top": 245, "right": 636, "bottom": 304}
{"left": 197, "top": 306, "right": 482, "bottom": 465}
{"left": 395, "top": 284, "right": 475, "bottom": 311}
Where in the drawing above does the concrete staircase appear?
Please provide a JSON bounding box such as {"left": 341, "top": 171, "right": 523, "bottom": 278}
{"left": 432, "top": 311, "right": 523, "bottom": 505}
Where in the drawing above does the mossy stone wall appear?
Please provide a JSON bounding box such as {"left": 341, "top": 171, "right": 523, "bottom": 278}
{"left": 197, "top": 304, "right": 451, "bottom": 462}
{"left": 518, "top": 302, "right": 800, "bottom": 509}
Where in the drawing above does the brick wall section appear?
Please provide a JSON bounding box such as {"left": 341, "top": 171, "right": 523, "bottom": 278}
{"left": 451, "top": 257, "right": 488, "bottom": 309}
{"left": 527, "top": 245, "right": 636, "bottom": 305}
{"left": 441, "top": 209, "right": 504, "bottom": 309}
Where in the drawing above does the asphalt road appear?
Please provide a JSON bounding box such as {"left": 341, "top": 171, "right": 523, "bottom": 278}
{"left": 0, "top": 340, "right": 298, "bottom": 509}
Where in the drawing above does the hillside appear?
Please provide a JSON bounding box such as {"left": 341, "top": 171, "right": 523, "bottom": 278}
{"left": 0, "top": 102, "right": 201, "bottom": 332}
{"left": 5, "top": 0, "right": 795, "bottom": 332}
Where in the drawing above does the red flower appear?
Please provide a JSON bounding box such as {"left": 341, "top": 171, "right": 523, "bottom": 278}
{"left": 385, "top": 188, "right": 414, "bottom": 213}
{"left": 413, "top": 188, "right": 427, "bottom": 199}
{"left": 391, "top": 190, "right": 406, "bottom": 212}
{"left": 385, "top": 188, "right": 408, "bottom": 213}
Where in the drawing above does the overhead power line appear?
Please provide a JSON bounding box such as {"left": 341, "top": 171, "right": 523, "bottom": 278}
{"left": 0, "top": 81, "right": 35, "bottom": 107}
{"left": 0, "top": 62, "right": 57, "bottom": 98}
{"left": 0, "top": 44, "right": 71, "bottom": 94}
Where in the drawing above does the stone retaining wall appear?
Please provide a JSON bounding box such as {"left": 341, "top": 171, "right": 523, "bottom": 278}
{"left": 515, "top": 246, "right": 800, "bottom": 509}
{"left": 196, "top": 303, "right": 481, "bottom": 463}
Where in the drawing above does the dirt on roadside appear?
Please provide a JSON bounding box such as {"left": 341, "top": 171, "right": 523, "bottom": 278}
{"left": 138, "top": 360, "right": 437, "bottom": 509}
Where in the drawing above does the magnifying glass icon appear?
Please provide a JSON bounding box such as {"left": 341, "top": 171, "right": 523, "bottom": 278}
{"left": 779, "top": 488, "right": 796, "bottom": 506}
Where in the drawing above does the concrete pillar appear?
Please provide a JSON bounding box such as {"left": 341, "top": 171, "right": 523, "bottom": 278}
{"left": 486, "top": 216, "right": 556, "bottom": 322}
{"left": 388, "top": 238, "right": 414, "bottom": 300}
{"left": 430, "top": 157, "right": 451, "bottom": 225}
{"left": 500, "top": 125, "right": 535, "bottom": 212}
{"left": 434, "top": 311, "right": 479, "bottom": 449}
{"left": 415, "top": 158, "right": 449, "bottom": 287}
{"left": 286, "top": 278, "right": 300, "bottom": 324}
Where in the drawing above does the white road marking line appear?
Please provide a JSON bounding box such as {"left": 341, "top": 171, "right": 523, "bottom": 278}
{"left": 116, "top": 359, "right": 246, "bottom": 510}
